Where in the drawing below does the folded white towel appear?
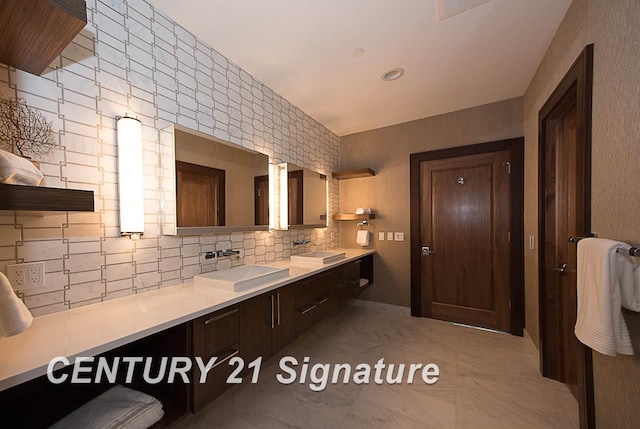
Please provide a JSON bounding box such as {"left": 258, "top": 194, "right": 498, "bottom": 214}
{"left": 50, "top": 385, "right": 164, "bottom": 429}
{"left": 0, "top": 149, "right": 44, "bottom": 186}
{"left": 356, "top": 230, "right": 369, "bottom": 246}
{"left": 574, "top": 238, "right": 634, "bottom": 356}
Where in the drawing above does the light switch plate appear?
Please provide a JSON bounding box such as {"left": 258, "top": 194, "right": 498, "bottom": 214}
{"left": 379, "top": 232, "right": 385, "bottom": 241}
{"left": 387, "top": 232, "right": 394, "bottom": 241}
{"left": 394, "top": 232, "right": 405, "bottom": 241}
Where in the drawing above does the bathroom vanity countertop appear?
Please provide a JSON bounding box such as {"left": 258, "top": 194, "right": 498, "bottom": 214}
{"left": 0, "top": 248, "right": 375, "bottom": 391}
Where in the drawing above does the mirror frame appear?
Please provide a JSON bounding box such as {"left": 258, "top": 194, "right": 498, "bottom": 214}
{"left": 159, "top": 124, "right": 270, "bottom": 235}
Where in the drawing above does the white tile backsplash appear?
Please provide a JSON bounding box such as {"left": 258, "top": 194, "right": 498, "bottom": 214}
{"left": 0, "top": 0, "right": 340, "bottom": 315}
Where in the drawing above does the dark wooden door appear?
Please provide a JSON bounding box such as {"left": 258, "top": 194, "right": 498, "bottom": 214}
{"left": 176, "top": 161, "right": 225, "bottom": 227}
{"left": 420, "top": 150, "right": 511, "bottom": 332}
{"left": 254, "top": 174, "right": 269, "bottom": 225}
{"left": 542, "top": 96, "right": 581, "bottom": 397}
{"left": 272, "top": 284, "right": 296, "bottom": 354}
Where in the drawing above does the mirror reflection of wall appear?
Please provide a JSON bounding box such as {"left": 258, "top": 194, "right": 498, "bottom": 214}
{"left": 171, "top": 127, "right": 269, "bottom": 232}
{"left": 287, "top": 164, "right": 327, "bottom": 228}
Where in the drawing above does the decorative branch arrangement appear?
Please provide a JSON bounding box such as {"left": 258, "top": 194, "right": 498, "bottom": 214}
{"left": 0, "top": 96, "right": 56, "bottom": 159}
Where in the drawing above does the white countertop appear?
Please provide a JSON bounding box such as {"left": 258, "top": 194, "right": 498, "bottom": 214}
{"left": 0, "top": 249, "right": 375, "bottom": 392}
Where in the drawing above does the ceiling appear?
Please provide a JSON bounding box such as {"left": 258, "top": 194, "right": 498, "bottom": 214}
{"left": 148, "top": 0, "right": 573, "bottom": 136}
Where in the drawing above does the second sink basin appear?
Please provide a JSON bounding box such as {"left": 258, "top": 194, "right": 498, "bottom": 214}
{"left": 194, "top": 265, "right": 290, "bottom": 292}
{"left": 290, "top": 251, "right": 346, "bottom": 267}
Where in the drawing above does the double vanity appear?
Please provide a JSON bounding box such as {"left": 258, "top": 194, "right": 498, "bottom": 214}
{"left": 0, "top": 249, "right": 375, "bottom": 427}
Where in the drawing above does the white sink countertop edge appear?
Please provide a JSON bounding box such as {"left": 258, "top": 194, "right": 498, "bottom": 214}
{"left": 0, "top": 248, "right": 375, "bottom": 391}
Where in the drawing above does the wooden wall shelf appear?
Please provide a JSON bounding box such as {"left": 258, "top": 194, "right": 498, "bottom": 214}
{"left": 0, "top": 183, "right": 94, "bottom": 212}
{"left": 332, "top": 168, "right": 375, "bottom": 180}
{"left": 0, "top": 0, "right": 88, "bottom": 75}
{"left": 332, "top": 213, "right": 376, "bottom": 221}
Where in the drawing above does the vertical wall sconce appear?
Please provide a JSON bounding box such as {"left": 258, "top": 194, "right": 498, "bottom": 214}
{"left": 268, "top": 163, "right": 289, "bottom": 230}
{"left": 116, "top": 115, "right": 144, "bottom": 239}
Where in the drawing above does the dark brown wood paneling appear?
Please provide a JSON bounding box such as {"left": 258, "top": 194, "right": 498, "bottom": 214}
{"left": 0, "top": 0, "right": 87, "bottom": 75}
{"left": 0, "top": 183, "right": 94, "bottom": 211}
{"left": 239, "top": 292, "right": 273, "bottom": 365}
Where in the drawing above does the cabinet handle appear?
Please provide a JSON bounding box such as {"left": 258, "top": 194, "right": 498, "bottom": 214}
{"left": 212, "top": 347, "right": 239, "bottom": 369}
{"left": 315, "top": 295, "right": 330, "bottom": 305}
{"left": 270, "top": 294, "right": 275, "bottom": 329}
{"left": 276, "top": 292, "right": 281, "bottom": 326}
{"left": 299, "top": 303, "right": 317, "bottom": 315}
{"left": 203, "top": 308, "right": 238, "bottom": 325}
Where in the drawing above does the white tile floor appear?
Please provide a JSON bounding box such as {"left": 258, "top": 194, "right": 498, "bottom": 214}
{"left": 175, "top": 305, "right": 579, "bottom": 428}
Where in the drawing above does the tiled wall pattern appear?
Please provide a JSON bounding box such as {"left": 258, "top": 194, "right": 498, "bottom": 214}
{"left": 0, "top": 0, "right": 341, "bottom": 316}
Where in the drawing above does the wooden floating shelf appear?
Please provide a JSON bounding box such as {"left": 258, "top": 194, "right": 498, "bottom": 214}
{"left": 332, "top": 168, "right": 375, "bottom": 180}
{"left": 332, "top": 213, "right": 376, "bottom": 221}
{"left": 0, "top": 183, "right": 94, "bottom": 212}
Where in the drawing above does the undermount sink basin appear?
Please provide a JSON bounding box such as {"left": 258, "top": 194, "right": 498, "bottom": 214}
{"left": 290, "top": 251, "right": 346, "bottom": 267}
{"left": 194, "top": 265, "right": 289, "bottom": 291}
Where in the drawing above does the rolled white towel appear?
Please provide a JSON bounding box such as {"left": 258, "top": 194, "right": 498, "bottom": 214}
{"left": 0, "top": 149, "right": 44, "bottom": 186}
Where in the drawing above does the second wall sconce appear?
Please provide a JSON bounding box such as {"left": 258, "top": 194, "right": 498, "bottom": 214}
{"left": 116, "top": 115, "right": 144, "bottom": 239}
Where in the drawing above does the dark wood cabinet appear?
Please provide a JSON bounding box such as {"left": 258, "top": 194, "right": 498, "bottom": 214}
{"left": 295, "top": 268, "right": 339, "bottom": 337}
{"left": 240, "top": 283, "right": 297, "bottom": 367}
{"left": 192, "top": 306, "right": 240, "bottom": 413}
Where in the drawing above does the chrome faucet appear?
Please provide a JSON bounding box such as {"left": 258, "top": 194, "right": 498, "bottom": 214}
{"left": 292, "top": 240, "right": 310, "bottom": 246}
{"left": 203, "top": 249, "right": 241, "bottom": 259}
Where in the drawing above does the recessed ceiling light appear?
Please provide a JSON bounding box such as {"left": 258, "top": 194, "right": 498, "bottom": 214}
{"left": 381, "top": 68, "right": 405, "bottom": 81}
{"left": 353, "top": 48, "right": 365, "bottom": 57}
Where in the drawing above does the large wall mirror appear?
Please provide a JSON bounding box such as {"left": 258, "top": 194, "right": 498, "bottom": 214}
{"left": 286, "top": 163, "right": 327, "bottom": 229}
{"left": 159, "top": 125, "right": 270, "bottom": 235}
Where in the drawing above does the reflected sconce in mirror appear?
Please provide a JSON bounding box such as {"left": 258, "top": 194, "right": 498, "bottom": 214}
{"left": 269, "top": 163, "right": 289, "bottom": 230}
{"left": 116, "top": 116, "right": 144, "bottom": 239}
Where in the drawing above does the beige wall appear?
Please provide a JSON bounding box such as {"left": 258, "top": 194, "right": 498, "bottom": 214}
{"left": 523, "top": 0, "right": 640, "bottom": 426}
{"left": 339, "top": 97, "right": 523, "bottom": 307}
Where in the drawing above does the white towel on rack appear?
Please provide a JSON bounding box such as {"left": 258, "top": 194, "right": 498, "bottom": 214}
{"left": 356, "top": 230, "right": 369, "bottom": 246}
{"left": 622, "top": 256, "right": 640, "bottom": 312}
{"left": 574, "top": 238, "right": 634, "bottom": 356}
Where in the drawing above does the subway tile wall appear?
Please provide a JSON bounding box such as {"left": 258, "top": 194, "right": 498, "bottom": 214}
{"left": 0, "top": 0, "right": 340, "bottom": 316}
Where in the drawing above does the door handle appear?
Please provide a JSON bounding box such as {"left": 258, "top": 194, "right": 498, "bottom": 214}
{"left": 421, "top": 246, "right": 435, "bottom": 256}
{"left": 553, "top": 263, "right": 567, "bottom": 274}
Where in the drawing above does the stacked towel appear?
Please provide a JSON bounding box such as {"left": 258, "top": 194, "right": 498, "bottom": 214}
{"left": 356, "top": 230, "right": 369, "bottom": 246}
{"left": 574, "top": 238, "right": 634, "bottom": 356}
{"left": 50, "top": 385, "right": 164, "bottom": 429}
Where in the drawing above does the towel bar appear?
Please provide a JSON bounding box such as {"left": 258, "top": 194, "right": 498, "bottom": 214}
{"left": 568, "top": 234, "right": 597, "bottom": 243}
{"left": 616, "top": 247, "right": 640, "bottom": 257}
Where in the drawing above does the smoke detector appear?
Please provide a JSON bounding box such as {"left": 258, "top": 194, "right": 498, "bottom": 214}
{"left": 381, "top": 68, "right": 405, "bottom": 81}
{"left": 435, "top": 0, "right": 491, "bottom": 21}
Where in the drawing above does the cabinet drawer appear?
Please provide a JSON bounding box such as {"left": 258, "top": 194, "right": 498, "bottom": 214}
{"left": 193, "top": 306, "right": 239, "bottom": 359}
{"left": 295, "top": 301, "right": 317, "bottom": 337}
{"left": 193, "top": 343, "right": 240, "bottom": 412}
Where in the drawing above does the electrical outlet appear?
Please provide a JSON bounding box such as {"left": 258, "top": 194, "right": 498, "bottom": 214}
{"left": 5, "top": 262, "right": 45, "bottom": 290}
{"left": 394, "top": 232, "right": 405, "bottom": 241}
{"left": 378, "top": 232, "right": 385, "bottom": 241}
{"left": 387, "top": 232, "right": 394, "bottom": 241}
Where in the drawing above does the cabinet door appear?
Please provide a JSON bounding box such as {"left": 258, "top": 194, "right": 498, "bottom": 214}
{"left": 192, "top": 306, "right": 240, "bottom": 412}
{"left": 240, "top": 292, "right": 274, "bottom": 367}
{"left": 272, "top": 283, "right": 296, "bottom": 354}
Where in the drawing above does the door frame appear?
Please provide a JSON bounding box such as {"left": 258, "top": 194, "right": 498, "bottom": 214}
{"left": 410, "top": 137, "right": 525, "bottom": 336}
{"left": 538, "top": 44, "right": 594, "bottom": 429}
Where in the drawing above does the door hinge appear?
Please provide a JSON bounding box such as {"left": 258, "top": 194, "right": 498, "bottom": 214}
{"left": 257, "top": 189, "right": 261, "bottom": 197}
{"left": 509, "top": 299, "right": 512, "bottom": 310}
{"left": 508, "top": 231, "right": 511, "bottom": 242}
{"left": 503, "top": 162, "right": 511, "bottom": 174}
